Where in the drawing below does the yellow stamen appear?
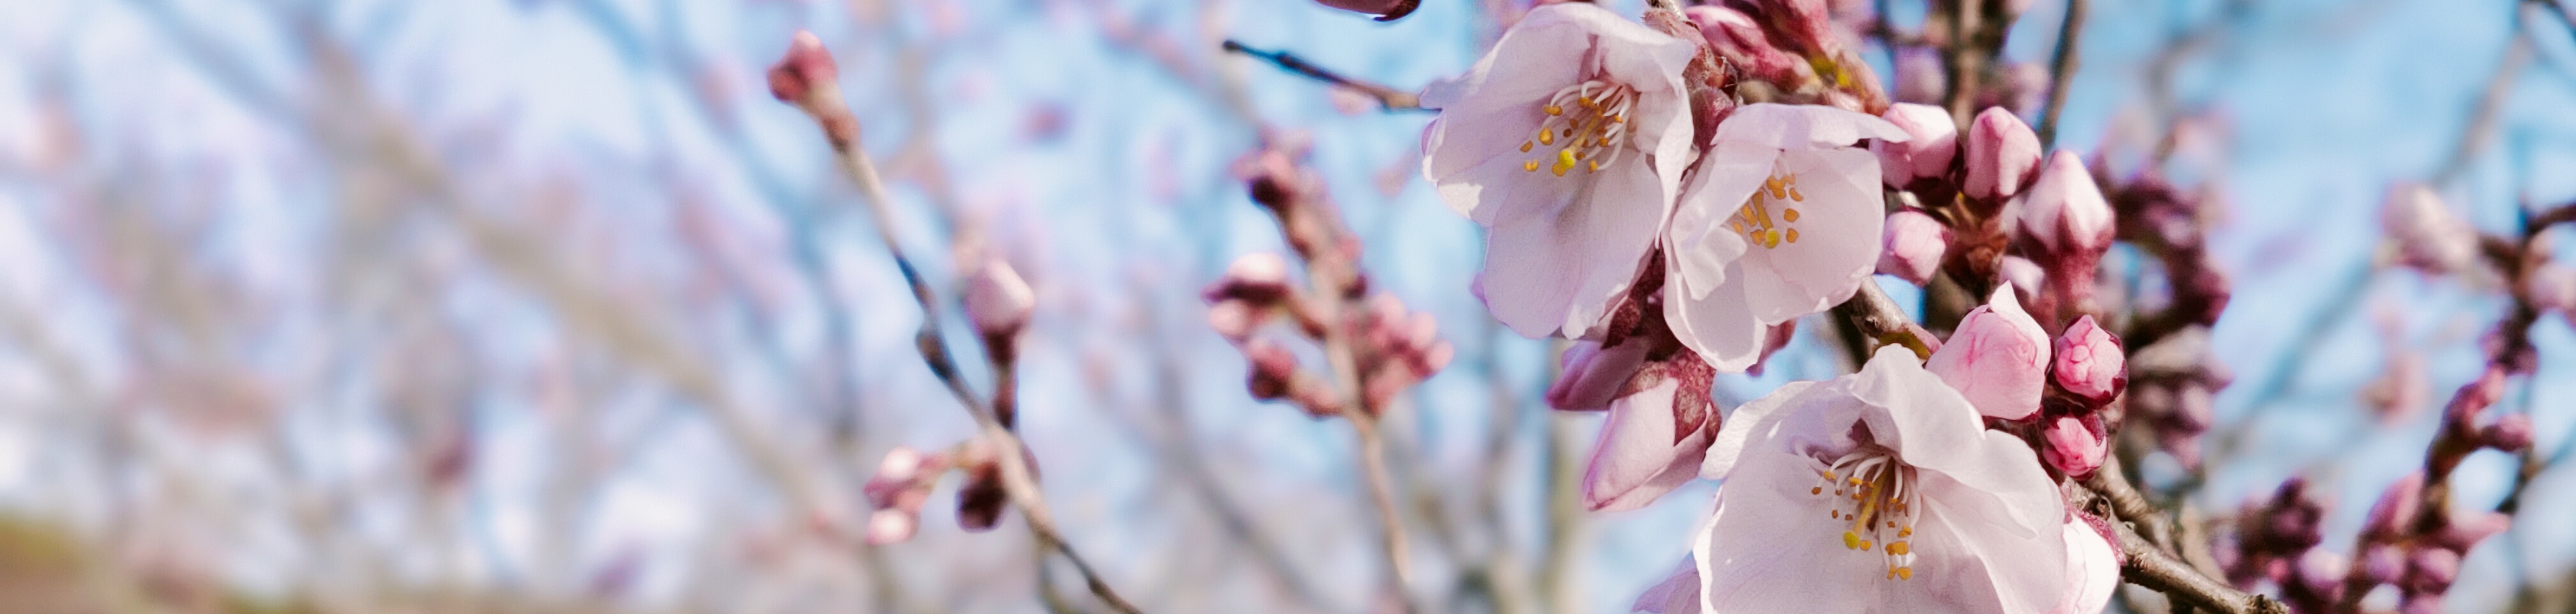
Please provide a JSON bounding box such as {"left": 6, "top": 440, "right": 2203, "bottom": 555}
{"left": 1551, "top": 150, "right": 1575, "bottom": 177}
{"left": 1842, "top": 531, "right": 1863, "bottom": 550}
{"left": 1538, "top": 130, "right": 1554, "bottom": 146}
{"left": 1543, "top": 104, "right": 1563, "bottom": 116}
{"left": 1785, "top": 228, "right": 1800, "bottom": 243}
{"left": 1895, "top": 567, "right": 1913, "bottom": 580}
{"left": 1523, "top": 160, "right": 1540, "bottom": 173}
{"left": 1887, "top": 542, "right": 1910, "bottom": 556}
{"left": 1520, "top": 141, "right": 1533, "bottom": 153}
{"left": 1783, "top": 208, "right": 1800, "bottom": 222}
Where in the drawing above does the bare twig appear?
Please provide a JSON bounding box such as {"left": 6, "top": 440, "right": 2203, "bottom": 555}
{"left": 1222, "top": 40, "right": 1424, "bottom": 111}
{"left": 2108, "top": 516, "right": 2287, "bottom": 614}
{"left": 2036, "top": 0, "right": 2088, "bottom": 147}
{"left": 774, "top": 35, "right": 1145, "bottom": 614}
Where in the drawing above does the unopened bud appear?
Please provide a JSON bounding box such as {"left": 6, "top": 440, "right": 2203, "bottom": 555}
{"left": 1313, "top": 0, "right": 1419, "bottom": 20}
{"left": 767, "top": 31, "right": 838, "bottom": 104}
{"left": 2364, "top": 472, "right": 2424, "bottom": 541}
{"left": 2052, "top": 316, "right": 2125, "bottom": 406}
{"left": 1877, "top": 210, "right": 1949, "bottom": 285}
{"left": 966, "top": 259, "right": 1036, "bottom": 339}
{"left": 864, "top": 509, "right": 918, "bottom": 545}
{"left": 1927, "top": 284, "right": 2052, "bottom": 420}
{"left": 2404, "top": 548, "right": 2461, "bottom": 594}
{"left": 1686, "top": 6, "right": 1812, "bottom": 88}
{"left": 2022, "top": 151, "right": 2116, "bottom": 258}
{"left": 1743, "top": 0, "right": 1837, "bottom": 57}
{"left": 2040, "top": 414, "right": 2107, "bottom": 479}
{"left": 2381, "top": 183, "right": 2479, "bottom": 275}
{"left": 2524, "top": 265, "right": 2576, "bottom": 315}
{"left": 1872, "top": 104, "right": 1958, "bottom": 187}
{"left": 1964, "top": 108, "right": 2042, "bottom": 202}
{"left": 2481, "top": 413, "right": 2535, "bottom": 451}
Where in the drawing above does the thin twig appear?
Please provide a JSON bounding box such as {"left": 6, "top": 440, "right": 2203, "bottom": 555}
{"left": 1222, "top": 40, "right": 1424, "bottom": 111}
{"left": 2036, "top": 0, "right": 2088, "bottom": 147}
{"left": 778, "top": 38, "right": 1146, "bottom": 614}
{"left": 2107, "top": 516, "right": 2287, "bottom": 614}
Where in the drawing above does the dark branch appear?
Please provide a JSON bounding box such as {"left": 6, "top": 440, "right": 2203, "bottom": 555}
{"left": 1223, "top": 40, "right": 1424, "bottom": 111}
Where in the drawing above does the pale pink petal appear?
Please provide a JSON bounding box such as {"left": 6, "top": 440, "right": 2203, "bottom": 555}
{"left": 1694, "top": 436, "right": 1881, "bottom": 614}
{"left": 1872, "top": 103, "right": 1958, "bottom": 186}
{"left": 1964, "top": 108, "right": 2042, "bottom": 201}
{"left": 1633, "top": 556, "right": 1702, "bottom": 613}
{"left": 1665, "top": 261, "right": 1768, "bottom": 370}
{"left": 1924, "top": 284, "right": 2052, "bottom": 420}
{"left": 1879, "top": 487, "right": 2069, "bottom": 614}
{"left": 1847, "top": 347, "right": 2062, "bottom": 533}
{"left": 1667, "top": 138, "right": 1772, "bottom": 298}
{"left": 2020, "top": 151, "right": 2114, "bottom": 254}
{"left": 1701, "top": 380, "right": 1822, "bottom": 479}
{"left": 1731, "top": 148, "right": 1885, "bottom": 323}
{"left": 1712, "top": 103, "right": 1909, "bottom": 151}
{"left": 1877, "top": 209, "right": 1949, "bottom": 285}
{"left": 1478, "top": 158, "right": 1669, "bottom": 337}
{"left": 1584, "top": 380, "right": 1711, "bottom": 511}
{"left": 2048, "top": 521, "right": 2119, "bottom": 614}
{"left": 1549, "top": 339, "right": 1654, "bottom": 410}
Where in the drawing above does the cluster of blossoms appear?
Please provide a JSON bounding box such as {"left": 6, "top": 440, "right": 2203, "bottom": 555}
{"left": 1409, "top": 1, "right": 2149, "bottom": 611}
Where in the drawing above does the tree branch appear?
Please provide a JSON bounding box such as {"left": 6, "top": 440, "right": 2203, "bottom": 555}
{"left": 1223, "top": 40, "right": 1424, "bottom": 111}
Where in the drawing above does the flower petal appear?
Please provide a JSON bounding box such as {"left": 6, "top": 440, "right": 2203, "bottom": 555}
{"left": 1713, "top": 104, "right": 1909, "bottom": 151}
{"left": 1585, "top": 379, "right": 1711, "bottom": 511}
{"left": 2049, "top": 521, "right": 2119, "bottom": 614}
{"left": 1732, "top": 148, "right": 1886, "bottom": 324}
{"left": 1633, "top": 556, "right": 1702, "bottom": 613}
{"left": 1665, "top": 261, "right": 1768, "bottom": 370}
{"left": 1701, "top": 380, "right": 1822, "bottom": 479}
{"left": 1877, "top": 488, "right": 2069, "bottom": 614}
{"left": 1847, "top": 347, "right": 2062, "bottom": 535}
{"left": 1549, "top": 339, "right": 1655, "bottom": 410}
{"left": 1923, "top": 284, "right": 2052, "bottom": 420}
{"left": 1695, "top": 433, "right": 1881, "bottom": 614}
{"left": 1478, "top": 157, "right": 1666, "bottom": 338}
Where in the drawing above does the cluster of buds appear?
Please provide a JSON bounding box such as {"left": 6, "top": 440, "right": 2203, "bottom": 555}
{"left": 1212, "top": 136, "right": 1450, "bottom": 418}
{"left": 2122, "top": 328, "right": 2229, "bottom": 468}
{"left": 2344, "top": 472, "right": 2513, "bottom": 614}
{"left": 1547, "top": 308, "right": 1725, "bottom": 511}
{"left": 1865, "top": 103, "right": 2118, "bottom": 318}
{"left": 857, "top": 440, "right": 1029, "bottom": 545}
{"left": 2108, "top": 171, "right": 2234, "bottom": 334}
{"left": 1680, "top": 0, "right": 1885, "bottom": 111}
{"left": 2217, "top": 478, "right": 2331, "bottom": 608}
{"left": 2034, "top": 316, "right": 2123, "bottom": 479}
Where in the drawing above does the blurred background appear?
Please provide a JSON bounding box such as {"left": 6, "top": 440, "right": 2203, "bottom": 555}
{"left": 0, "top": 0, "right": 2573, "bottom": 613}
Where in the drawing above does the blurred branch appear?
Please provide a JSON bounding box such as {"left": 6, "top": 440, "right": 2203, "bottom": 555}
{"left": 2036, "top": 0, "right": 2087, "bottom": 147}
{"left": 1222, "top": 40, "right": 1423, "bottom": 111}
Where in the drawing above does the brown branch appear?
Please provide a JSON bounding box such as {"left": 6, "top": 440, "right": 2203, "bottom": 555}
{"left": 2036, "top": 0, "right": 2087, "bottom": 147}
{"left": 2110, "top": 518, "right": 2287, "bottom": 614}
{"left": 1223, "top": 40, "right": 1424, "bottom": 111}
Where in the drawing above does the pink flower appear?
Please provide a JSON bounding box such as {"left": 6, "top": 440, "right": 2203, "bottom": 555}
{"left": 2052, "top": 315, "right": 2125, "bottom": 406}
{"left": 1633, "top": 556, "right": 1702, "bottom": 613}
{"left": 2381, "top": 183, "right": 2478, "bottom": 275}
{"left": 966, "top": 259, "right": 1036, "bottom": 338}
{"left": 1877, "top": 209, "right": 1949, "bottom": 286}
{"left": 1964, "top": 108, "right": 2042, "bottom": 202}
{"left": 1548, "top": 339, "right": 1653, "bottom": 410}
{"left": 2020, "top": 151, "right": 2115, "bottom": 309}
{"left": 1685, "top": 6, "right": 1812, "bottom": 88}
{"left": 1423, "top": 3, "right": 1698, "bottom": 339}
{"left": 2049, "top": 519, "right": 2120, "bottom": 614}
{"left": 1924, "top": 285, "right": 2052, "bottom": 420}
{"left": 1584, "top": 377, "right": 1712, "bottom": 511}
{"left": 1694, "top": 347, "right": 2078, "bottom": 613}
{"left": 1871, "top": 103, "right": 1958, "bottom": 187}
{"left": 2524, "top": 264, "right": 2576, "bottom": 314}
{"left": 2040, "top": 414, "right": 2107, "bottom": 479}
{"left": 1664, "top": 104, "right": 1905, "bottom": 369}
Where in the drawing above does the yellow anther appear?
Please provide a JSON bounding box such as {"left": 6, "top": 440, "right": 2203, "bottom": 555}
{"left": 1788, "top": 187, "right": 1805, "bottom": 201}
{"left": 1895, "top": 567, "right": 1914, "bottom": 580}
{"left": 1830, "top": 510, "right": 1839, "bottom": 519}
{"left": 1899, "top": 526, "right": 1913, "bottom": 538}
{"left": 1538, "top": 130, "right": 1555, "bottom": 146}
{"left": 1783, "top": 208, "right": 1800, "bottom": 222}
{"left": 1552, "top": 150, "right": 1576, "bottom": 177}
{"left": 1543, "top": 104, "right": 1563, "bottom": 116}
{"left": 1764, "top": 230, "right": 1782, "bottom": 249}
{"left": 1842, "top": 531, "right": 1863, "bottom": 550}
{"left": 1589, "top": 160, "right": 1602, "bottom": 173}
{"left": 1812, "top": 487, "right": 1823, "bottom": 495}
{"left": 1610, "top": 114, "right": 1625, "bottom": 123}
{"left": 1579, "top": 96, "right": 1595, "bottom": 107}
{"left": 1887, "top": 541, "right": 1910, "bottom": 556}
{"left": 1520, "top": 141, "right": 1534, "bottom": 153}
{"left": 1785, "top": 228, "right": 1800, "bottom": 243}
{"left": 1858, "top": 541, "right": 1874, "bottom": 551}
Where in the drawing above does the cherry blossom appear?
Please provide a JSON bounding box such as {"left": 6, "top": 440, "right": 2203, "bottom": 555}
{"left": 1924, "top": 284, "right": 2052, "bottom": 420}
{"left": 1693, "top": 347, "right": 2076, "bottom": 613}
{"left": 1663, "top": 104, "right": 1905, "bottom": 369}
{"left": 1422, "top": 3, "right": 1698, "bottom": 339}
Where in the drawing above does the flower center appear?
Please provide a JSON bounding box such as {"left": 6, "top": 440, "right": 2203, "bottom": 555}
{"left": 1518, "top": 80, "right": 1637, "bottom": 178}
{"left": 1728, "top": 172, "right": 1806, "bottom": 249}
{"left": 1812, "top": 445, "right": 1920, "bottom": 581}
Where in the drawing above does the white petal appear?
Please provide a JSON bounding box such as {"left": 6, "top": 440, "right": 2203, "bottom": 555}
{"left": 1876, "top": 489, "right": 2068, "bottom": 614}
{"left": 1665, "top": 261, "right": 1767, "bottom": 370}
{"left": 1585, "top": 379, "right": 1711, "bottom": 512}
{"left": 1732, "top": 148, "right": 1886, "bottom": 324}
{"left": 1667, "top": 139, "right": 1773, "bottom": 296}
{"left": 1701, "top": 380, "right": 1822, "bottom": 479}
{"left": 1714, "top": 104, "right": 1909, "bottom": 152}
{"left": 1847, "top": 347, "right": 2061, "bottom": 535}
{"left": 1633, "top": 556, "right": 1702, "bottom": 613}
{"left": 1695, "top": 436, "right": 1881, "bottom": 614}
{"left": 2049, "top": 521, "right": 2119, "bottom": 614}
{"left": 1478, "top": 158, "right": 1665, "bottom": 338}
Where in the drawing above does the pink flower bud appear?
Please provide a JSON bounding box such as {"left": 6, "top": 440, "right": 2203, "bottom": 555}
{"left": 2022, "top": 151, "right": 2115, "bottom": 257}
{"left": 2481, "top": 413, "right": 2534, "bottom": 451}
{"left": 1685, "top": 6, "right": 1811, "bottom": 87}
{"left": 1876, "top": 210, "right": 1949, "bottom": 285}
{"left": 1871, "top": 104, "right": 1959, "bottom": 187}
{"left": 2381, "top": 183, "right": 2479, "bottom": 275}
{"left": 1964, "top": 108, "right": 2042, "bottom": 201}
{"left": 766, "top": 31, "right": 838, "bottom": 104}
{"left": 1927, "top": 284, "right": 2052, "bottom": 420}
{"left": 2523, "top": 265, "right": 2576, "bottom": 314}
{"left": 1582, "top": 378, "right": 1708, "bottom": 512}
{"left": 2360, "top": 544, "right": 2407, "bottom": 585}
{"left": 2040, "top": 414, "right": 2107, "bottom": 479}
{"left": 2052, "top": 316, "right": 2125, "bottom": 406}
{"left": 1744, "top": 0, "right": 1836, "bottom": 57}
{"left": 1547, "top": 340, "right": 1652, "bottom": 411}
{"left": 2404, "top": 548, "right": 2460, "bottom": 594}
{"left": 1207, "top": 300, "right": 1260, "bottom": 341}
{"left": 864, "top": 509, "right": 918, "bottom": 545}
{"left": 2363, "top": 472, "right": 2423, "bottom": 541}
{"left": 966, "top": 259, "right": 1035, "bottom": 338}
{"left": 1313, "top": 0, "right": 1418, "bottom": 20}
